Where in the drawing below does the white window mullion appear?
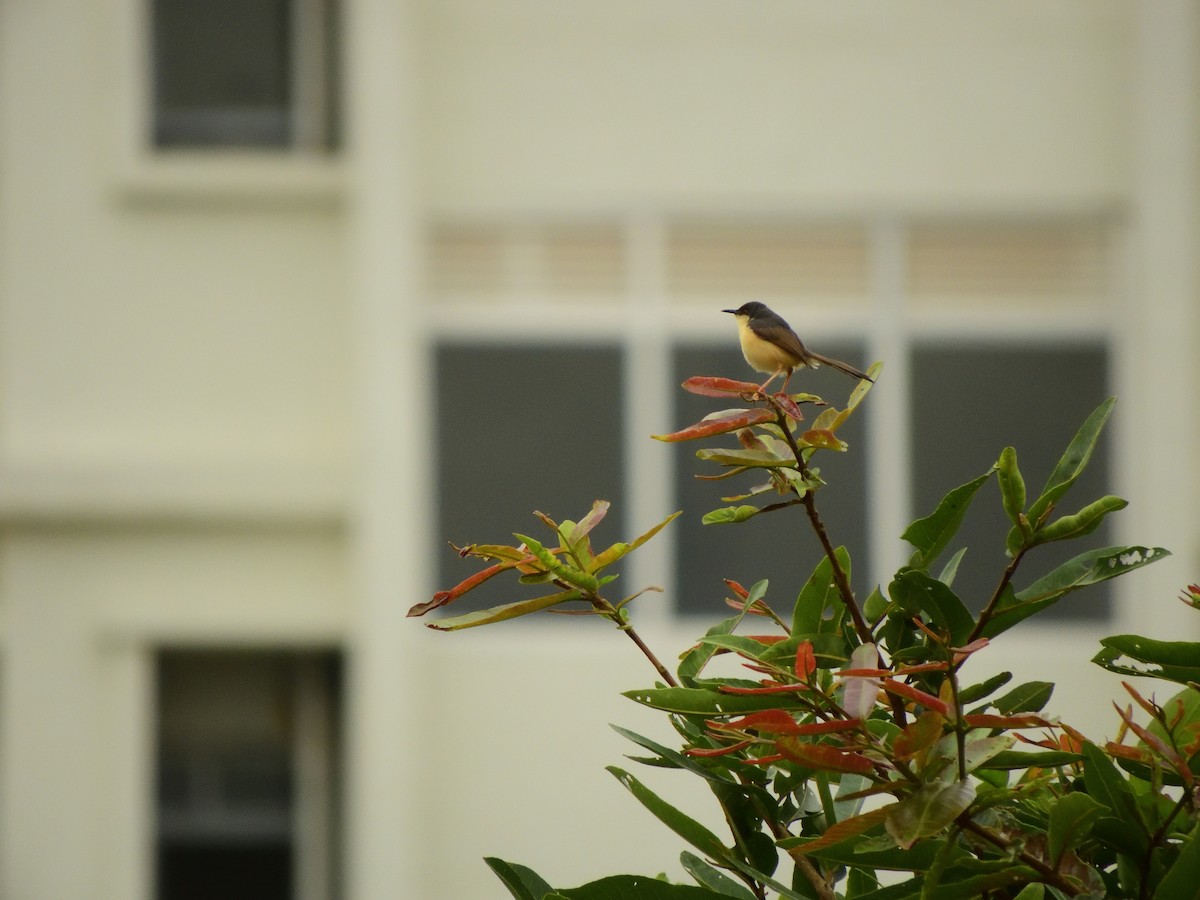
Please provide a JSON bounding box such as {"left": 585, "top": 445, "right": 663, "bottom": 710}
{"left": 866, "top": 217, "right": 913, "bottom": 593}
{"left": 621, "top": 214, "right": 675, "bottom": 625}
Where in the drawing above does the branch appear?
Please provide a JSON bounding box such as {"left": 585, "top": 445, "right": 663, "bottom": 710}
{"left": 773, "top": 410, "right": 873, "bottom": 646}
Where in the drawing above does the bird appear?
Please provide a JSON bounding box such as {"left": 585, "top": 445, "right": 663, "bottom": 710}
{"left": 723, "top": 301, "right": 873, "bottom": 393}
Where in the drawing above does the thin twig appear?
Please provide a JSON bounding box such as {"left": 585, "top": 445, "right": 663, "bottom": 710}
{"left": 965, "top": 548, "right": 1027, "bottom": 646}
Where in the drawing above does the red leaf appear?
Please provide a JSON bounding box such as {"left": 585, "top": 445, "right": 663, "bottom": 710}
{"left": 685, "top": 740, "right": 752, "bottom": 758}
{"left": 770, "top": 393, "right": 805, "bottom": 421}
{"left": 715, "top": 712, "right": 862, "bottom": 738}
{"left": 795, "top": 640, "right": 817, "bottom": 679}
{"left": 877, "top": 679, "right": 951, "bottom": 716}
{"left": 723, "top": 579, "right": 750, "bottom": 600}
{"left": 652, "top": 407, "right": 776, "bottom": 442}
{"left": 775, "top": 737, "right": 876, "bottom": 774}
{"left": 714, "top": 709, "right": 802, "bottom": 735}
{"left": 407, "top": 556, "right": 534, "bottom": 617}
{"left": 742, "top": 754, "right": 784, "bottom": 766}
{"left": 719, "top": 681, "right": 813, "bottom": 696}
{"left": 681, "top": 376, "right": 765, "bottom": 397}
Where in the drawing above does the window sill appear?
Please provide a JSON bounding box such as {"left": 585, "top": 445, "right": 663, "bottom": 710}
{"left": 115, "top": 150, "right": 346, "bottom": 209}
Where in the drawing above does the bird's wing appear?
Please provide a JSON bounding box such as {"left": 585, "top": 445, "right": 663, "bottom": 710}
{"left": 753, "top": 321, "right": 808, "bottom": 362}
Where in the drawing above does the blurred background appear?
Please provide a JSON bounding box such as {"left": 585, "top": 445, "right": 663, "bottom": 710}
{"left": 1, "top": 1, "right": 1198, "bottom": 898}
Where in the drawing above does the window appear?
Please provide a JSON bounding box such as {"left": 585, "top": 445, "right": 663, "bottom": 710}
{"left": 151, "top": 0, "right": 339, "bottom": 151}
{"left": 434, "top": 343, "right": 626, "bottom": 613}
{"left": 156, "top": 650, "right": 341, "bottom": 900}
{"left": 429, "top": 214, "right": 1120, "bottom": 626}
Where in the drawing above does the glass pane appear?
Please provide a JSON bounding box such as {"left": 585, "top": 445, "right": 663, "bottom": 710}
{"left": 910, "top": 343, "right": 1111, "bottom": 621}
{"left": 156, "top": 650, "right": 341, "bottom": 900}
{"left": 672, "top": 343, "right": 870, "bottom": 617}
{"left": 434, "top": 344, "right": 625, "bottom": 614}
{"left": 152, "top": 0, "right": 339, "bottom": 150}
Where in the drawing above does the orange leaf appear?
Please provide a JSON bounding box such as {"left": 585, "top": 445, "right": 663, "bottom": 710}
{"left": 787, "top": 807, "right": 892, "bottom": 855}
{"left": 795, "top": 640, "right": 817, "bottom": 679}
{"left": 776, "top": 737, "right": 876, "bottom": 774}
{"left": 653, "top": 407, "right": 777, "bottom": 442}
{"left": 681, "top": 376, "right": 765, "bottom": 397}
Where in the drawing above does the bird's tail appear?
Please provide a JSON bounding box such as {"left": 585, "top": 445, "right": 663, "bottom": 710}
{"left": 808, "top": 351, "right": 873, "bottom": 383}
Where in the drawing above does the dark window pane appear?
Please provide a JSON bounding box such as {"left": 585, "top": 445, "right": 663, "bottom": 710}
{"left": 152, "top": 0, "right": 339, "bottom": 149}
{"left": 910, "top": 343, "right": 1111, "bottom": 622}
{"left": 156, "top": 650, "right": 342, "bottom": 900}
{"left": 672, "top": 344, "right": 870, "bottom": 617}
{"left": 157, "top": 842, "right": 291, "bottom": 900}
{"left": 435, "top": 344, "right": 625, "bottom": 614}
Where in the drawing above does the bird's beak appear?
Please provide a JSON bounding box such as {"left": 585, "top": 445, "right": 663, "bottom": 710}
{"left": 721, "top": 309, "right": 737, "bottom": 315}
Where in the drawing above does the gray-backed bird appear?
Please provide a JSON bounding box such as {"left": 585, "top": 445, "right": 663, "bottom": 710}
{"left": 724, "top": 301, "right": 873, "bottom": 392}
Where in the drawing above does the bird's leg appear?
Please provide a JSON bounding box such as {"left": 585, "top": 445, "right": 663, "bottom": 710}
{"left": 778, "top": 368, "right": 794, "bottom": 394}
{"left": 757, "top": 369, "right": 781, "bottom": 395}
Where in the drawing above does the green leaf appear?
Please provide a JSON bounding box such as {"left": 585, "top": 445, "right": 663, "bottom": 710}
{"left": 979, "top": 546, "right": 1169, "bottom": 639}
{"left": 1011, "top": 885, "right": 1044, "bottom": 900}
{"left": 701, "top": 505, "right": 761, "bottom": 525}
{"left": 792, "top": 548, "right": 851, "bottom": 634}
{"left": 978, "top": 749, "right": 1084, "bottom": 770}
{"left": 679, "top": 852, "right": 756, "bottom": 900}
{"left": 678, "top": 583, "right": 761, "bottom": 685}
{"left": 696, "top": 634, "right": 782, "bottom": 660}
{"left": 623, "top": 686, "right": 808, "bottom": 716}
{"left": 516, "top": 533, "right": 599, "bottom": 592}
{"left": 1093, "top": 634, "right": 1200, "bottom": 687}
{"left": 961, "top": 735, "right": 1016, "bottom": 773}
{"left": 427, "top": 588, "right": 583, "bottom": 630}
{"left": 887, "top": 569, "right": 975, "bottom": 646}
{"left": 695, "top": 447, "right": 793, "bottom": 468}
{"left": 936, "top": 547, "right": 969, "bottom": 590}
{"left": 1047, "top": 792, "right": 1105, "bottom": 866}
{"left": 606, "top": 767, "right": 731, "bottom": 864}
{"left": 885, "top": 781, "right": 976, "bottom": 850}
{"left": 553, "top": 874, "right": 741, "bottom": 899}
{"left": 1153, "top": 820, "right": 1200, "bottom": 900}
{"left": 958, "top": 671, "right": 1012, "bottom": 705}
{"left": 591, "top": 511, "right": 683, "bottom": 571}
{"left": 610, "top": 726, "right": 738, "bottom": 787}
{"left": 997, "top": 446, "right": 1027, "bottom": 528}
{"left": 992, "top": 681, "right": 1054, "bottom": 715}
{"left": 1031, "top": 495, "right": 1128, "bottom": 547}
{"left": 485, "top": 857, "right": 555, "bottom": 900}
{"left": 1079, "top": 741, "right": 1150, "bottom": 856}
{"left": 1027, "top": 397, "right": 1115, "bottom": 526}
{"left": 797, "top": 837, "right": 968, "bottom": 873}
{"left": 902, "top": 470, "right": 993, "bottom": 570}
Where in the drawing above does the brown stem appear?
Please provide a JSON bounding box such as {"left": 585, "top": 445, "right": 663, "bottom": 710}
{"left": 774, "top": 410, "right": 873, "bottom": 646}
{"left": 618, "top": 620, "right": 679, "bottom": 688}
{"left": 957, "top": 817, "right": 1084, "bottom": 896}
{"left": 965, "top": 547, "right": 1027, "bottom": 646}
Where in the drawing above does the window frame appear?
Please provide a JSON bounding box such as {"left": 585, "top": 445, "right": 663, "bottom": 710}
{"left": 115, "top": 0, "right": 344, "bottom": 204}
{"left": 427, "top": 208, "right": 1131, "bottom": 634}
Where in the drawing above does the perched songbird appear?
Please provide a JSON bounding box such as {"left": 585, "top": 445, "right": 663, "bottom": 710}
{"left": 724, "top": 301, "right": 873, "bottom": 392}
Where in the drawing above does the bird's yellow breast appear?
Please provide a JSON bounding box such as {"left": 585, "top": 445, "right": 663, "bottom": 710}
{"left": 734, "top": 315, "right": 796, "bottom": 375}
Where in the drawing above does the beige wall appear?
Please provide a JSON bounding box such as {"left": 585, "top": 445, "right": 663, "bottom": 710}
{"left": 1, "top": 1, "right": 1196, "bottom": 898}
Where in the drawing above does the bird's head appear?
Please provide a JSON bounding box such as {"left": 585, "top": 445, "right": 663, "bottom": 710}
{"left": 722, "top": 301, "right": 770, "bottom": 321}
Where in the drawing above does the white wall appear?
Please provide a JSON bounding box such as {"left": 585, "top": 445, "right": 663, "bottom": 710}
{"left": 420, "top": 0, "right": 1133, "bottom": 211}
